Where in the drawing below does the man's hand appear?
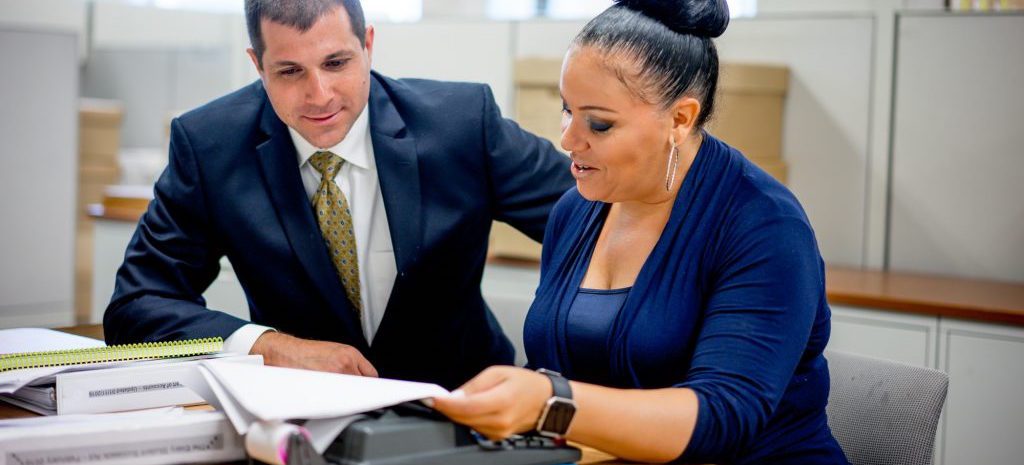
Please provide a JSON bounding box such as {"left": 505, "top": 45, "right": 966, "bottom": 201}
{"left": 250, "top": 331, "right": 378, "bottom": 377}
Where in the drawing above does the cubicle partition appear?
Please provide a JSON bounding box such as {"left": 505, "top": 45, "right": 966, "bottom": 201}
{"left": 888, "top": 13, "right": 1024, "bottom": 283}
{"left": 0, "top": 27, "right": 79, "bottom": 329}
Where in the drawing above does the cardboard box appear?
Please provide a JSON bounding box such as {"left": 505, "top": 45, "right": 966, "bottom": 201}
{"left": 77, "top": 166, "right": 121, "bottom": 214}
{"left": 76, "top": 99, "right": 123, "bottom": 324}
{"left": 79, "top": 165, "right": 120, "bottom": 184}
{"left": 489, "top": 221, "right": 542, "bottom": 262}
{"left": 706, "top": 63, "right": 789, "bottom": 161}
{"left": 75, "top": 222, "right": 94, "bottom": 323}
{"left": 79, "top": 99, "right": 123, "bottom": 168}
{"left": 748, "top": 158, "right": 789, "bottom": 184}
{"left": 514, "top": 59, "right": 565, "bottom": 149}
{"left": 515, "top": 58, "right": 562, "bottom": 86}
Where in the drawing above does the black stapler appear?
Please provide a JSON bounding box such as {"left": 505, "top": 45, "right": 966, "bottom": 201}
{"left": 278, "top": 402, "right": 581, "bottom": 465}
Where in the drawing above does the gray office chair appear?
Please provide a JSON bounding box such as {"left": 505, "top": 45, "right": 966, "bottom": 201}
{"left": 825, "top": 350, "right": 949, "bottom": 465}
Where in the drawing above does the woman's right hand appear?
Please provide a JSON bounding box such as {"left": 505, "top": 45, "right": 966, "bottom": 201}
{"left": 431, "top": 365, "right": 553, "bottom": 440}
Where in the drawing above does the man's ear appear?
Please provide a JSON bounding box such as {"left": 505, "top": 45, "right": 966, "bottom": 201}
{"left": 364, "top": 25, "right": 375, "bottom": 66}
{"left": 670, "top": 96, "right": 701, "bottom": 144}
{"left": 246, "top": 48, "right": 264, "bottom": 77}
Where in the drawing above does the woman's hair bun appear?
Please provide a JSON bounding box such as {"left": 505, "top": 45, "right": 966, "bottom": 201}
{"left": 613, "top": 0, "right": 730, "bottom": 38}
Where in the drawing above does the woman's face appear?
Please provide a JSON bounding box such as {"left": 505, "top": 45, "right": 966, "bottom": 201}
{"left": 559, "top": 46, "right": 676, "bottom": 204}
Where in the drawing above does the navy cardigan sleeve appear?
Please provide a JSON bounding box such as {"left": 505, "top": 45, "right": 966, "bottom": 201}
{"left": 676, "top": 202, "right": 823, "bottom": 461}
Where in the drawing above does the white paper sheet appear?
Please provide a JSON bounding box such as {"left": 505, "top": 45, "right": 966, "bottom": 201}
{"left": 0, "top": 328, "right": 104, "bottom": 355}
{"left": 0, "top": 328, "right": 107, "bottom": 394}
{"left": 0, "top": 367, "right": 65, "bottom": 394}
{"left": 192, "top": 363, "right": 259, "bottom": 435}
{"left": 199, "top": 360, "right": 451, "bottom": 424}
{"left": 304, "top": 415, "right": 366, "bottom": 453}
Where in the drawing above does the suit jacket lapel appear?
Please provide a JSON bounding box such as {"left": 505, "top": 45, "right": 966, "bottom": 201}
{"left": 368, "top": 75, "right": 422, "bottom": 281}
{"left": 253, "top": 87, "right": 367, "bottom": 349}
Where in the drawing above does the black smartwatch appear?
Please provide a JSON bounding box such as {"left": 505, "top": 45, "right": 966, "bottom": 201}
{"left": 535, "top": 368, "right": 577, "bottom": 438}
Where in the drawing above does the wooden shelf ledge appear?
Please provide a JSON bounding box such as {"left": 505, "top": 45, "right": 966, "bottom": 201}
{"left": 488, "top": 257, "right": 1024, "bottom": 327}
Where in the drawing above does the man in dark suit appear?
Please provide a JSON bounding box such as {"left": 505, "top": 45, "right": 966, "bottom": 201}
{"left": 103, "top": 0, "right": 572, "bottom": 389}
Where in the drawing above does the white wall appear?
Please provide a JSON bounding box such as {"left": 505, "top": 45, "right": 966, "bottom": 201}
{"left": 83, "top": 3, "right": 241, "bottom": 148}
{"left": 422, "top": 0, "right": 488, "bottom": 19}
{"left": 513, "top": 19, "right": 581, "bottom": 58}
{"left": 0, "top": 28, "right": 78, "bottom": 329}
{"left": 91, "top": 2, "right": 236, "bottom": 50}
{"left": 373, "top": 21, "right": 516, "bottom": 115}
{"left": 227, "top": 14, "right": 260, "bottom": 91}
{"left": 0, "top": 0, "right": 87, "bottom": 33}
{"left": 0, "top": 0, "right": 88, "bottom": 58}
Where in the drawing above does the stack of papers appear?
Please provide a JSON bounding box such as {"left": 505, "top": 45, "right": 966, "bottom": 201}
{"left": 191, "top": 360, "right": 452, "bottom": 434}
{"left": 1, "top": 328, "right": 259, "bottom": 416}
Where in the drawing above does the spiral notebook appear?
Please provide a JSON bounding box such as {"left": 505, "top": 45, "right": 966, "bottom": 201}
{"left": 0, "top": 328, "right": 224, "bottom": 395}
{"left": 1, "top": 337, "right": 223, "bottom": 372}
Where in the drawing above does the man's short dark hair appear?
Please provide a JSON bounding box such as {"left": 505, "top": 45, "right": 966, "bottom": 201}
{"left": 245, "top": 0, "right": 366, "bottom": 68}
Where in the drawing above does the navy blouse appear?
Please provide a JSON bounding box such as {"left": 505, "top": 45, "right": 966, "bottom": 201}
{"left": 566, "top": 287, "right": 631, "bottom": 386}
{"left": 524, "top": 134, "right": 849, "bottom": 464}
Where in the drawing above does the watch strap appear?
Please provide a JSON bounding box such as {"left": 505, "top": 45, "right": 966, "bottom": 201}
{"left": 537, "top": 368, "right": 572, "bottom": 400}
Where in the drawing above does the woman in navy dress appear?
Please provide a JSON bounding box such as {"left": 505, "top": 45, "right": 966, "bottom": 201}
{"left": 434, "top": 1, "right": 849, "bottom": 463}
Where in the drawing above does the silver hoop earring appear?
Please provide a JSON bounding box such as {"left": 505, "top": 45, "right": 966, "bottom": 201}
{"left": 664, "top": 143, "right": 680, "bottom": 192}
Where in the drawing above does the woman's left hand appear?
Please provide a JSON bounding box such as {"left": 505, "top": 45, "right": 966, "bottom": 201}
{"left": 431, "top": 365, "right": 553, "bottom": 440}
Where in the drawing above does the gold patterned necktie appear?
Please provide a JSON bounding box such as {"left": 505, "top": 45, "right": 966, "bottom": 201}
{"left": 309, "top": 151, "right": 362, "bottom": 314}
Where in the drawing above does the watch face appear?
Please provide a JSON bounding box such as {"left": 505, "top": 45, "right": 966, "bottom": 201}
{"left": 541, "top": 399, "right": 577, "bottom": 434}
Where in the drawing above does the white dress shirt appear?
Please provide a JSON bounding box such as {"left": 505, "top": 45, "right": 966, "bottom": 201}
{"left": 224, "top": 107, "right": 397, "bottom": 353}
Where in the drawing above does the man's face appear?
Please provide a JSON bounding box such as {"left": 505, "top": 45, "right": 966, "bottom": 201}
{"left": 249, "top": 7, "right": 374, "bottom": 149}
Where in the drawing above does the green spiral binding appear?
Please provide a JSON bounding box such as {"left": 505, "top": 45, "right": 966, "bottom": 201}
{"left": 0, "top": 337, "right": 224, "bottom": 372}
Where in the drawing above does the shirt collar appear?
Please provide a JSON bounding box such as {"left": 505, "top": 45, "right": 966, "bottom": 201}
{"left": 291, "top": 106, "right": 371, "bottom": 170}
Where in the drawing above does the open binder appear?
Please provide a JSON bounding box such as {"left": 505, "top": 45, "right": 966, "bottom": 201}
{"left": 1, "top": 329, "right": 225, "bottom": 393}
{"left": 0, "top": 328, "right": 238, "bottom": 415}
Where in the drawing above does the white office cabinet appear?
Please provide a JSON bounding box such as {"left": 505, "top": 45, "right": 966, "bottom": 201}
{"left": 828, "top": 305, "right": 939, "bottom": 368}
{"left": 936, "top": 319, "right": 1024, "bottom": 465}
{"left": 90, "top": 219, "right": 137, "bottom": 322}
{"left": 90, "top": 218, "right": 249, "bottom": 325}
